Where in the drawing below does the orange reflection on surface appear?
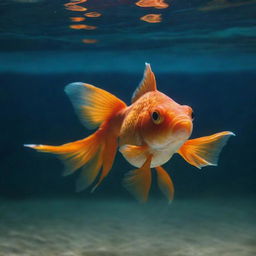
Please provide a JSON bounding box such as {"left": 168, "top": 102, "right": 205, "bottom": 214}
{"left": 84, "top": 12, "right": 102, "bottom": 17}
{"left": 140, "top": 14, "right": 162, "bottom": 23}
{"left": 198, "top": 0, "right": 255, "bottom": 11}
{"left": 64, "top": 0, "right": 87, "bottom": 6}
{"left": 136, "top": 0, "right": 169, "bottom": 9}
{"left": 82, "top": 39, "right": 98, "bottom": 44}
{"left": 65, "top": 5, "right": 87, "bottom": 11}
{"left": 70, "top": 17, "right": 85, "bottom": 22}
{"left": 69, "top": 24, "right": 97, "bottom": 30}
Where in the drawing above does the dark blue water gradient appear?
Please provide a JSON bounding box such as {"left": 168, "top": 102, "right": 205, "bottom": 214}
{"left": 0, "top": 71, "right": 255, "bottom": 200}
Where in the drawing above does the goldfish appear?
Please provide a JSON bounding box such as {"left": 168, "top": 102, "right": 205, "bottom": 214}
{"left": 25, "top": 63, "right": 234, "bottom": 202}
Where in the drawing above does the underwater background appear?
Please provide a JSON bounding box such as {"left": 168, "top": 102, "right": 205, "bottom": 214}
{"left": 0, "top": 0, "right": 256, "bottom": 255}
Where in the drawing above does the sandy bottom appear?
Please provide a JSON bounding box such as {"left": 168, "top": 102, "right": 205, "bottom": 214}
{"left": 0, "top": 197, "right": 255, "bottom": 256}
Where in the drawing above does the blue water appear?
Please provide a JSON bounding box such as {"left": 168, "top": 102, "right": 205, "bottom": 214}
{"left": 0, "top": 0, "right": 256, "bottom": 73}
{"left": 0, "top": 0, "right": 256, "bottom": 255}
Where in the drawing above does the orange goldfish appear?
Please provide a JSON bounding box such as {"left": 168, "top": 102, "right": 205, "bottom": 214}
{"left": 25, "top": 64, "right": 234, "bottom": 202}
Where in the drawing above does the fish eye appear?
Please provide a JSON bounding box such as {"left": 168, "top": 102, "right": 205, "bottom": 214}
{"left": 152, "top": 111, "right": 159, "bottom": 121}
{"left": 151, "top": 110, "right": 163, "bottom": 124}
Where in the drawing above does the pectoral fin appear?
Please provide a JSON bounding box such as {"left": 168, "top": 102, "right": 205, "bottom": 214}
{"left": 123, "top": 155, "right": 152, "bottom": 203}
{"left": 178, "top": 131, "right": 235, "bottom": 169}
{"left": 155, "top": 166, "right": 174, "bottom": 203}
{"left": 119, "top": 144, "right": 148, "bottom": 167}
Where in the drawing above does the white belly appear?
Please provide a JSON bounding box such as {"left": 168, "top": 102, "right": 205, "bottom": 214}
{"left": 120, "top": 139, "right": 185, "bottom": 168}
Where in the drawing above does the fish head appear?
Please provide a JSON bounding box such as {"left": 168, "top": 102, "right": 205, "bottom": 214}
{"left": 140, "top": 92, "right": 193, "bottom": 149}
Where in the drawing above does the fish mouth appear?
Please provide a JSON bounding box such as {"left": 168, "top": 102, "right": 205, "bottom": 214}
{"left": 171, "top": 116, "right": 192, "bottom": 139}
{"left": 143, "top": 115, "right": 193, "bottom": 150}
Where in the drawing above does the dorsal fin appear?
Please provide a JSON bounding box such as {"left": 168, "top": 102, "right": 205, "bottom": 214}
{"left": 131, "top": 63, "right": 157, "bottom": 103}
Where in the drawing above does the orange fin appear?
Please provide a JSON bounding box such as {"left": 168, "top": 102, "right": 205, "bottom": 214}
{"left": 91, "top": 135, "right": 118, "bottom": 193}
{"left": 24, "top": 129, "right": 119, "bottom": 192}
{"left": 155, "top": 166, "right": 174, "bottom": 203}
{"left": 65, "top": 82, "right": 126, "bottom": 129}
{"left": 178, "top": 131, "right": 235, "bottom": 169}
{"left": 24, "top": 133, "right": 101, "bottom": 177}
{"left": 25, "top": 81, "right": 127, "bottom": 193}
{"left": 131, "top": 63, "right": 157, "bottom": 103}
{"left": 76, "top": 145, "right": 104, "bottom": 192}
{"left": 119, "top": 144, "right": 148, "bottom": 166}
{"left": 123, "top": 155, "right": 152, "bottom": 203}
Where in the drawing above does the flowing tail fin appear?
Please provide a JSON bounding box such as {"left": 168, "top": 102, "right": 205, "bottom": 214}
{"left": 25, "top": 82, "right": 126, "bottom": 192}
{"left": 25, "top": 131, "right": 116, "bottom": 192}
